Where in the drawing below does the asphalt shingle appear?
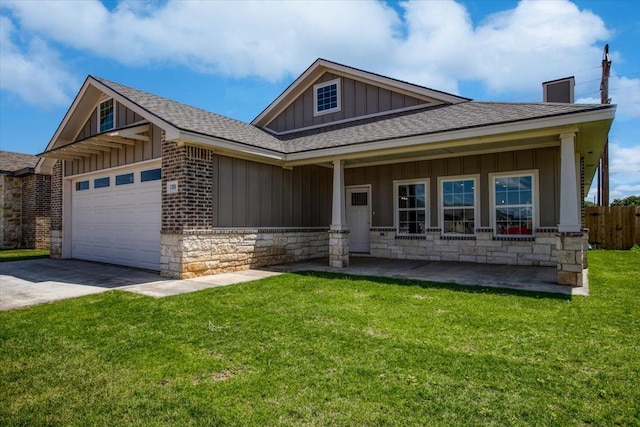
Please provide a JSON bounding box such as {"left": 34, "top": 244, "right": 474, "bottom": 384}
{"left": 0, "top": 151, "right": 39, "bottom": 173}
{"left": 91, "top": 77, "right": 613, "bottom": 155}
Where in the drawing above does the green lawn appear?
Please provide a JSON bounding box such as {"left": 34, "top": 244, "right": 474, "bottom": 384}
{"left": 0, "top": 248, "right": 50, "bottom": 262}
{"left": 1, "top": 250, "right": 639, "bottom": 426}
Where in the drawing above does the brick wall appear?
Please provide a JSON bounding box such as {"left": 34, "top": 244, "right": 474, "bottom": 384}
{"left": 0, "top": 175, "right": 23, "bottom": 248}
{"left": 50, "top": 161, "right": 63, "bottom": 257}
{"left": 161, "top": 141, "right": 215, "bottom": 233}
{"left": 21, "top": 174, "right": 51, "bottom": 249}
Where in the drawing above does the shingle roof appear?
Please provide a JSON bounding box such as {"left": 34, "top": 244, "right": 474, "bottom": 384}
{"left": 279, "top": 101, "right": 613, "bottom": 153}
{"left": 92, "top": 77, "right": 284, "bottom": 152}
{"left": 0, "top": 150, "right": 39, "bottom": 173}
{"left": 91, "top": 76, "right": 613, "bottom": 156}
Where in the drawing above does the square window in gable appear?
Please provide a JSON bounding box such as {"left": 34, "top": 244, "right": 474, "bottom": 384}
{"left": 99, "top": 98, "right": 115, "bottom": 133}
{"left": 313, "top": 78, "right": 341, "bottom": 116}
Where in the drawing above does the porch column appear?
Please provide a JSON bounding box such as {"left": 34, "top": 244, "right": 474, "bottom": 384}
{"left": 556, "top": 132, "right": 587, "bottom": 286}
{"left": 558, "top": 132, "right": 581, "bottom": 232}
{"left": 329, "top": 159, "right": 349, "bottom": 268}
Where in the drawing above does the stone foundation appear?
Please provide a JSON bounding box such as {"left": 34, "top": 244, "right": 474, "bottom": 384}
{"left": 556, "top": 231, "right": 589, "bottom": 286}
{"left": 161, "top": 228, "right": 329, "bottom": 279}
{"left": 50, "top": 230, "right": 63, "bottom": 258}
{"left": 370, "top": 228, "right": 558, "bottom": 266}
{"left": 329, "top": 230, "right": 350, "bottom": 268}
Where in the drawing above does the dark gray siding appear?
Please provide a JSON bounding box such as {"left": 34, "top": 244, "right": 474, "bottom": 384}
{"left": 75, "top": 102, "right": 145, "bottom": 141}
{"left": 214, "top": 155, "right": 332, "bottom": 228}
{"left": 266, "top": 72, "right": 430, "bottom": 133}
{"left": 345, "top": 147, "right": 559, "bottom": 228}
{"left": 63, "top": 123, "right": 162, "bottom": 176}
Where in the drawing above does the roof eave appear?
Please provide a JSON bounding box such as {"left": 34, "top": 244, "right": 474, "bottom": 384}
{"left": 282, "top": 106, "right": 616, "bottom": 166}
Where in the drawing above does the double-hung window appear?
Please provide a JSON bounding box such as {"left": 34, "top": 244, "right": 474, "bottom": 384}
{"left": 440, "top": 176, "right": 478, "bottom": 235}
{"left": 491, "top": 172, "right": 537, "bottom": 236}
{"left": 99, "top": 98, "right": 115, "bottom": 132}
{"left": 395, "top": 180, "right": 428, "bottom": 235}
{"left": 313, "top": 78, "right": 341, "bottom": 116}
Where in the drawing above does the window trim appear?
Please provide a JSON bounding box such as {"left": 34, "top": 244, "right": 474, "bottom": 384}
{"left": 489, "top": 170, "right": 539, "bottom": 237}
{"left": 98, "top": 98, "right": 116, "bottom": 133}
{"left": 394, "top": 178, "right": 430, "bottom": 236}
{"left": 438, "top": 174, "right": 480, "bottom": 236}
{"left": 313, "top": 78, "right": 341, "bottom": 116}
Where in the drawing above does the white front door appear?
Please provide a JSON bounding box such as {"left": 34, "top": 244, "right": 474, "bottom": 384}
{"left": 346, "top": 186, "right": 371, "bottom": 253}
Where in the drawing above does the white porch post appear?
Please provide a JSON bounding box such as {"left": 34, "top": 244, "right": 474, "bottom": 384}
{"left": 331, "top": 159, "right": 347, "bottom": 231}
{"left": 558, "top": 132, "right": 581, "bottom": 232}
{"left": 329, "top": 159, "right": 349, "bottom": 267}
{"left": 556, "top": 132, "right": 588, "bottom": 287}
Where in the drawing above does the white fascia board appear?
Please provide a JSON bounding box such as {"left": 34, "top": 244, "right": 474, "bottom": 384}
{"left": 177, "top": 130, "right": 285, "bottom": 163}
{"left": 283, "top": 107, "right": 616, "bottom": 165}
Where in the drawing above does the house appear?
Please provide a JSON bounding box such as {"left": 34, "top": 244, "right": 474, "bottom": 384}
{"left": 36, "top": 59, "right": 615, "bottom": 287}
{"left": 1, "top": 151, "right": 51, "bottom": 249}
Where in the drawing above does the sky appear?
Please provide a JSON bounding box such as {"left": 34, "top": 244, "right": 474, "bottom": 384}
{"left": 0, "top": 0, "right": 638, "bottom": 202}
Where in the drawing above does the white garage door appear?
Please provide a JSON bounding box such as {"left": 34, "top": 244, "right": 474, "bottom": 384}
{"left": 71, "top": 163, "right": 161, "bottom": 270}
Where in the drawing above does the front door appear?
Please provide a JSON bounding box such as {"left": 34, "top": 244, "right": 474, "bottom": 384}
{"left": 346, "top": 186, "right": 371, "bottom": 253}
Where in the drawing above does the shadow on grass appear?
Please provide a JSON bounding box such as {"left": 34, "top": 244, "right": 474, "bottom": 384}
{"left": 290, "top": 270, "right": 572, "bottom": 301}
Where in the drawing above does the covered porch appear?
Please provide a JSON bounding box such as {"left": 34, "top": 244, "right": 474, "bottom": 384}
{"left": 268, "top": 256, "right": 588, "bottom": 296}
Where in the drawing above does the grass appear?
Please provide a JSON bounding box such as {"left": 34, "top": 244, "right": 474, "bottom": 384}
{"left": 0, "top": 248, "right": 50, "bottom": 262}
{"left": 1, "top": 250, "right": 639, "bottom": 426}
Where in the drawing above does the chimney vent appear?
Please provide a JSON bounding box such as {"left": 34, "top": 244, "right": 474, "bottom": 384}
{"left": 542, "top": 76, "right": 575, "bottom": 103}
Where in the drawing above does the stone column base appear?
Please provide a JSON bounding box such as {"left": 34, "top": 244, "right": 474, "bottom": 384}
{"left": 556, "top": 231, "right": 588, "bottom": 286}
{"left": 329, "top": 230, "right": 350, "bottom": 268}
{"left": 50, "top": 229, "right": 62, "bottom": 259}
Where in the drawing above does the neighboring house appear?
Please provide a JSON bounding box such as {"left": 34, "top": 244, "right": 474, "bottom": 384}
{"left": 36, "top": 59, "right": 615, "bottom": 287}
{"left": 0, "top": 151, "right": 51, "bottom": 249}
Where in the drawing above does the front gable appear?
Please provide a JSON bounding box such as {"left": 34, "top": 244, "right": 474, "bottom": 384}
{"left": 36, "top": 77, "right": 171, "bottom": 176}
{"left": 252, "top": 58, "right": 469, "bottom": 134}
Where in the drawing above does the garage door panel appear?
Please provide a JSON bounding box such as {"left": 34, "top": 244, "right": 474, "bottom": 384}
{"left": 72, "top": 165, "right": 161, "bottom": 271}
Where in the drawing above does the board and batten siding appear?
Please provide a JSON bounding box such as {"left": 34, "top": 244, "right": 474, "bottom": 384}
{"left": 344, "top": 147, "right": 559, "bottom": 228}
{"left": 214, "top": 155, "right": 332, "bottom": 228}
{"left": 64, "top": 123, "right": 162, "bottom": 177}
{"left": 266, "top": 72, "right": 431, "bottom": 133}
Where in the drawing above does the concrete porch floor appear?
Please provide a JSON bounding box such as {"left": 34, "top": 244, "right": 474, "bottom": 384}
{"left": 267, "top": 256, "right": 589, "bottom": 296}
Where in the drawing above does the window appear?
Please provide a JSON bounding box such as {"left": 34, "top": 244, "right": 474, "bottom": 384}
{"left": 395, "top": 180, "right": 428, "bottom": 235}
{"left": 492, "top": 172, "right": 537, "bottom": 236}
{"left": 94, "top": 177, "right": 110, "bottom": 188}
{"left": 141, "top": 168, "right": 162, "bottom": 182}
{"left": 313, "top": 79, "right": 341, "bottom": 116}
{"left": 440, "top": 176, "right": 478, "bottom": 235}
{"left": 99, "top": 98, "right": 115, "bottom": 132}
{"left": 116, "top": 173, "right": 134, "bottom": 186}
{"left": 75, "top": 180, "right": 89, "bottom": 191}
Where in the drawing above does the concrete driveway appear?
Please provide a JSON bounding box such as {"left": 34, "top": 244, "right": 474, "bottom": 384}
{"left": 0, "top": 258, "right": 282, "bottom": 311}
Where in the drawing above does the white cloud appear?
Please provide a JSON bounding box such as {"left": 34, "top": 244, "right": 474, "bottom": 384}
{"left": 609, "top": 75, "right": 640, "bottom": 120}
{"left": 0, "top": 15, "right": 78, "bottom": 107}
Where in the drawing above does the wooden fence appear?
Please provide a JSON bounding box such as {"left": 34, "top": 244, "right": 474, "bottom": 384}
{"left": 585, "top": 206, "right": 640, "bottom": 250}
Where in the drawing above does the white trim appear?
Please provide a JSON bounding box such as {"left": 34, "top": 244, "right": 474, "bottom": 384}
{"left": 438, "top": 174, "right": 480, "bottom": 236}
{"left": 64, "top": 158, "right": 161, "bottom": 180}
{"left": 313, "top": 78, "right": 341, "bottom": 116}
{"left": 393, "top": 178, "right": 430, "bottom": 236}
{"left": 98, "top": 98, "right": 116, "bottom": 133}
{"left": 488, "top": 170, "right": 539, "bottom": 237}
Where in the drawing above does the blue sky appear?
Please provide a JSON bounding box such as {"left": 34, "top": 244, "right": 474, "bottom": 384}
{"left": 1, "top": 0, "right": 638, "bottom": 201}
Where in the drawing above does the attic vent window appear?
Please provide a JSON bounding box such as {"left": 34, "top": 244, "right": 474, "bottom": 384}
{"left": 313, "top": 78, "right": 341, "bottom": 116}
{"left": 99, "top": 98, "right": 115, "bottom": 132}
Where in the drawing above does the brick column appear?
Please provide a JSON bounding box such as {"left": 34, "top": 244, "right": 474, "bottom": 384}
{"left": 557, "top": 231, "right": 588, "bottom": 286}
{"left": 160, "top": 138, "right": 215, "bottom": 278}
{"left": 49, "top": 161, "right": 63, "bottom": 258}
